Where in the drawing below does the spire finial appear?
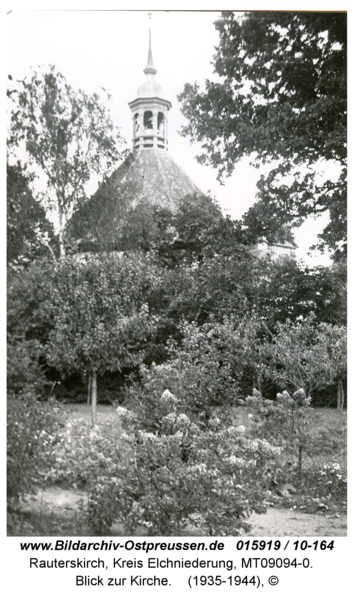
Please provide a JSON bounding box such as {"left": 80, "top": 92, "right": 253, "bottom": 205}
{"left": 144, "top": 12, "right": 157, "bottom": 75}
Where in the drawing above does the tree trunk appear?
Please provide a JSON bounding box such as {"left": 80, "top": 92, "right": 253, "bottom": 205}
{"left": 337, "top": 379, "right": 344, "bottom": 411}
{"left": 337, "top": 379, "right": 344, "bottom": 426}
{"left": 298, "top": 444, "right": 303, "bottom": 479}
{"left": 58, "top": 209, "right": 67, "bottom": 257}
{"left": 91, "top": 371, "right": 97, "bottom": 427}
{"left": 58, "top": 227, "right": 65, "bottom": 258}
{"left": 87, "top": 376, "right": 92, "bottom": 405}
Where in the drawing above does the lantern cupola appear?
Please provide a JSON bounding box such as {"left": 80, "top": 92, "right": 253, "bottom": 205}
{"left": 128, "top": 15, "right": 172, "bottom": 151}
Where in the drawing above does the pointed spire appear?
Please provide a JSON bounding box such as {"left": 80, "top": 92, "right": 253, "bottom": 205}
{"left": 144, "top": 13, "right": 157, "bottom": 75}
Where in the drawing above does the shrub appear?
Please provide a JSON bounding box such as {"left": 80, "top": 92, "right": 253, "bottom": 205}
{"left": 317, "top": 462, "right": 347, "bottom": 496}
{"left": 123, "top": 318, "right": 252, "bottom": 425}
{"left": 7, "top": 391, "right": 65, "bottom": 503}
{"left": 44, "top": 415, "right": 131, "bottom": 489}
{"left": 263, "top": 316, "right": 347, "bottom": 400}
{"left": 7, "top": 338, "right": 46, "bottom": 396}
{"left": 246, "top": 388, "right": 335, "bottom": 478}
{"left": 86, "top": 390, "right": 280, "bottom": 536}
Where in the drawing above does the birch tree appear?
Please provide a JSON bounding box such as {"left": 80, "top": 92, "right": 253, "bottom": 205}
{"left": 8, "top": 67, "right": 125, "bottom": 256}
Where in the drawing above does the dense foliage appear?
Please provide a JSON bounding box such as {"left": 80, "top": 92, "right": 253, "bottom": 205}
{"left": 7, "top": 392, "right": 65, "bottom": 502}
{"left": 7, "top": 162, "right": 58, "bottom": 265}
{"left": 45, "top": 254, "right": 158, "bottom": 377}
{"left": 87, "top": 400, "right": 274, "bottom": 535}
{"left": 263, "top": 316, "right": 347, "bottom": 398}
{"left": 178, "top": 11, "right": 347, "bottom": 258}
{"left": 7, "top": 250, "right": 347, "bottom": 405}
{"left": 67, "top": 190, "right": 239, "bottom": 265}
{"left": 7, "top": 246, "right": 347, "bottom": 533}
{"left": 247, "top": 389, "right": 331, "bottom": 476}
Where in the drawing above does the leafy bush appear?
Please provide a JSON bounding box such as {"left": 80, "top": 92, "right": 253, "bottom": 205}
{"left": 124, "top": 317, "right": 265, "bottom": 424}
{"left": 317, "top": 462, "right": 347, "bottom": 496}
{"left": 7, "top": 391, "right": 65, "bottom": 502}
{"left": 83, "top": 325, "right": 287, "bottom": 535}
{"left": 44, "top": 415, "right": 130, "bottom": 489}
{"left": 86, "top": 387, "right": 280, "bottom": 536}
{"left": 7, "top": 336, "right": 48, "bottom": 396}
{"left": 263, "top": 316, "right": 347, "bottom": 399}
{"left": 246, "top": 389, "right": 336, "bottom": 477}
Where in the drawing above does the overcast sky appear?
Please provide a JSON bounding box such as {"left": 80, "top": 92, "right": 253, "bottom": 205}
{"left": 6, "top": 6, "right": 343, "bottom": 266}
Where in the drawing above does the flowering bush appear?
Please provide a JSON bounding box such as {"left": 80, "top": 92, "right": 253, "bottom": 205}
{"left": 44, "top": 414, "right": 132, "bottom": 488}
{"left": 122, "top": 319, "right": 246, "bottom": 432}
{"left": 87, "top": 390, "right": 280, "bottom": 535}
{"left": 317, "top": 462, "right": 347, "bottom": 496}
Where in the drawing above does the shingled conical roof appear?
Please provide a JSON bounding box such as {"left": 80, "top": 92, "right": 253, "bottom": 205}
{"left": 67, "top": 151, "right": 208, "bottom": 253}
{"left": 108, "top": 148, "right": 203, "bottom": 211}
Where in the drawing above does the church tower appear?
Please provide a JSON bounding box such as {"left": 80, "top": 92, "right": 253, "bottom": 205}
{"left": 111, "top": 13, "right": 202, "bottom": 211}
{"left": 128, "top": 16, "right": 171, "bottom": 152}
{"left": 67, "top": 15, "right": 205, "bottom": 250}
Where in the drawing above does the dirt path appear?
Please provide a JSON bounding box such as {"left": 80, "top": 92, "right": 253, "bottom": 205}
{"left": 19, "top": 488, "right": 347, "bottom": 536}
{"left": 246, "top": 507, "right": 346, "bottom": 537}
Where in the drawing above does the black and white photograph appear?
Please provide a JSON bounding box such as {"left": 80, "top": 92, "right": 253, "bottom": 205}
{"left": 5, "top": 2, "right": 349, "bottom": 596}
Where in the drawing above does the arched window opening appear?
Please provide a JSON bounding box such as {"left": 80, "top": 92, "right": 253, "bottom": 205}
{"left": 157, "top": 112, "right": 165, "bottom": 135}
{"left": 134, "top": 113, "right": 140, "bottom": 134}
{"left": 144, "top": 111, "right": 153, "bottom": 129}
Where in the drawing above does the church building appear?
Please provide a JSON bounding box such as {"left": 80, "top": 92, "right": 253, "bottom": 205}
{"left": 67, "top": 18, "right": 205, "bottom": 251}
{"left": 67, "top": 16, "right": 296, "bottom": 260}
